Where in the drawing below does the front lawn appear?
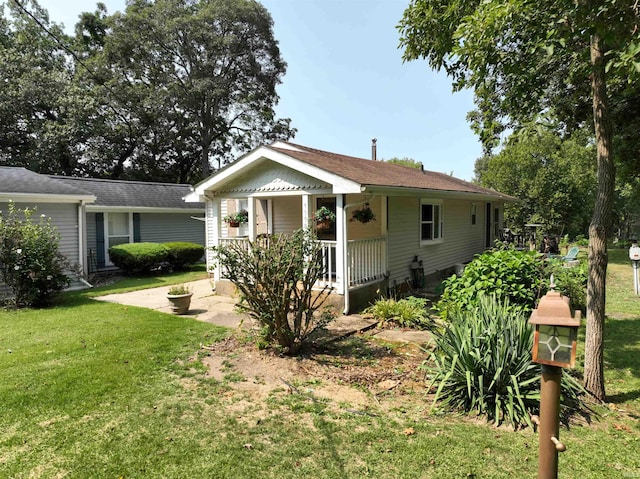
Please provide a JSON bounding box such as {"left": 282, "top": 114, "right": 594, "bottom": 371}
{"left": 0, "top": 253, "right": 638, "bottom": 478}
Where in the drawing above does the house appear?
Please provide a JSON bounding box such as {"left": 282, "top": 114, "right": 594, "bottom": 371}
{"left": 0, "top": 167, "right": 205, "bottom": 285}
{"left": 185, "top": 142, "right": 515, "bottom": 313}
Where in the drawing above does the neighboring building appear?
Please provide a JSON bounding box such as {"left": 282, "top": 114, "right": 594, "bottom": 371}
{"left": 185, "top": 142, "right": 515, "bottom": 313}
{"left": 0, "top": 167, "right": 205, "bottom": 285}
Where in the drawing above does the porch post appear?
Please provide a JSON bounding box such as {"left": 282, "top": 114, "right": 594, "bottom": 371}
{"left": 247, "top": 197, "right": 256, "bottom": 241}
{"left": 209, "top": 196, "right": 222, "bottom": 281}
{"left": 336, "top": 194, "right": 345, "bottom": 295}
{"left": 302, "top": 194, "right": 312, "bottom": 231}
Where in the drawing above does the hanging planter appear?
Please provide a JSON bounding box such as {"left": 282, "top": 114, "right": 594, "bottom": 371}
{"left": 223, "top": 209, "right": 248, "bottom": 228}
{"left": 313, "top": 206, "right": 336, "bottom": 230}
{"left": 351, "top": 203, "right": 376, "bottom": 224}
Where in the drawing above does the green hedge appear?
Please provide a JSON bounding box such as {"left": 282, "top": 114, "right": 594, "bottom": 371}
{"left": 164, "top": 242, "right": 205, "bottom": 270}
{"left": 109, "top": 242, "right": 169, "bottom": 274}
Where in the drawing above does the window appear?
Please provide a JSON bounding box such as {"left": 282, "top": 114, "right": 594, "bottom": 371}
{"left": 106, "top": 212, "right": 132, "bottom": 265}
{"left": 471, "top": 203, "right": 478, "bottom": 226}
{"left": 420, "top": 200, "right": 443, "bottom": 243}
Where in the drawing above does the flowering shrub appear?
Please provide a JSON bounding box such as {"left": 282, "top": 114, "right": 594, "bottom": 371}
{"left": 0, "top": 202, "right": 70, "bottom": 307}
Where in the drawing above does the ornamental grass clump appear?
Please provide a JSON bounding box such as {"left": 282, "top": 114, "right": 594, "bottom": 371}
{"left": 425, "top": 295, "right": 585, "bottom": 429}
{"left": 364, "top": 296, "right": 432, "bottom": 329}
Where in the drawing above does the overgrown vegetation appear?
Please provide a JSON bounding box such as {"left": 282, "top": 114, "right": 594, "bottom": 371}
{"left": 364, "top": 296, "right": 432, "bottom": 329}
{"left": 426, "top": 295, "right": 587, "bottom": 428}
{"left": 213, "top": 230, "right": 335, "bottom": 355}
{"left": 0, "top": 202, "right": 70, "bottom": 307}
{"left": 108, "top": 242, "right": 169, "bottom": 274}
{"left": 436, "top": 247, "right": 588, "bottom": 320}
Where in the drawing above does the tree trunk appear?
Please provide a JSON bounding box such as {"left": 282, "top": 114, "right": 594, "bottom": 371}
{"left": 584, "top": 33, "right": 614, "bottom": 402}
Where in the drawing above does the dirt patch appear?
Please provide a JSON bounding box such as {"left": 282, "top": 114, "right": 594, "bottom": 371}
{"left": 198, "top": 333, "right": 429, "bottom": 413}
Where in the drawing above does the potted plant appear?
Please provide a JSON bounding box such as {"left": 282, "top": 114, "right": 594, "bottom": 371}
{"left": 351, "top": 203, "right": 376, "bottom": 224}
{"left": 166, "top": 284, "right": 193, "bottom": 314}
{"left": 223, "top": 209, "right": 248, "bottom": 227}
{"left": 313, "top": 206, "right": 336, "bottom": 231}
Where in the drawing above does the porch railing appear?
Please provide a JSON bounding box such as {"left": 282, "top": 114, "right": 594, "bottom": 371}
{"left": 215, "top": 236, "right": 387, "bottom": 291}
{"left": 347, "top": 237, "right": 387, "bottom": 287}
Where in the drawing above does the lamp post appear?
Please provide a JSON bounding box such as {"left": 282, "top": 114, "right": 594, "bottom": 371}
{"left": 629, "top": 239, "right": 640, "bottom": 295}
{"left": 529, "top": 277, "right": 581, "bottom": 479}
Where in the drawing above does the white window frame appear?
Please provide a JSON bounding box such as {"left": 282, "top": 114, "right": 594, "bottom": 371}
{"left": 420, "top": 199, "right": 444, "bottom": 245}
{"left": 104, "top": 212, "right": 133, "bottom": 265}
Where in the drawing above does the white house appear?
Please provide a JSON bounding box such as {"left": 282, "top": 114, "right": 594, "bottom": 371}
{"left": 185, "top": 142, "right": 515, "bottom": 313}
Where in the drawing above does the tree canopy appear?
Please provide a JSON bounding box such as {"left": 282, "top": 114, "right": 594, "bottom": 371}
{"left": 399, "top": 0, "right": 640, "bottom": 401}
{"left": 1, "top": 0, "right": 294, "bottom": 183}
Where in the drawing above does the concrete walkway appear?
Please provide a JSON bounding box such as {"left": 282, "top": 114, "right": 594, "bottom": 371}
{"left": 93, "top": 279, "right": 433, "bottom": 345}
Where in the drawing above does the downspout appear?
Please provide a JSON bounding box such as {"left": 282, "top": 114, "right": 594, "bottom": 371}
{"left": 342, "top": 193, "right": 375, "bottom": 315}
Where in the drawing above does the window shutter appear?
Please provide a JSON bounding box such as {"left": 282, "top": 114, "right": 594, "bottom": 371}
{"left": 95, "top": 213, "right": 105, "bottom": 268}
{"left": 133, "top": 213, "right": 141, "bottom": 242}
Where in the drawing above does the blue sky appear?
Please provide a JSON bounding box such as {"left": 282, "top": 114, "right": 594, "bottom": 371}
{"left": 41, "top": 0, "right": 482, "bottom": 180}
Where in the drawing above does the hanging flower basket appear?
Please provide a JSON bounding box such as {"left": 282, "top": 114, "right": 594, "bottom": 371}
{"left": 313, "top": 206, "right": 336, "bottom": 230}
{"left": 351, "top": 203, "right": 376, "bottom": 224}
{"left": 223, "top": 209, "right": 248, "bottom": 228}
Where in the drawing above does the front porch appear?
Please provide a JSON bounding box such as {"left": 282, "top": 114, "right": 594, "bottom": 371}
{"left": 207, "top": 193, "right": 389, "bottom": 298}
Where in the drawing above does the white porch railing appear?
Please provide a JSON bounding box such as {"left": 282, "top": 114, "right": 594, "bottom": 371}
{"left": 347, "top": 237, "right": 387, "bottom": 287}
{"left": 215, "top": 236, "right": 387, "bottom": 292}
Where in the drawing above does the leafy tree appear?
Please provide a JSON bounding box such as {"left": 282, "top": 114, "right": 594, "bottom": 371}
{"left": 83, "top": 0, "right": 294, "bottom": 181}
{"left": 477, "top": 130, "right": 597, "bottom": 239}
{"left": 399, "top": 0, "right": 640, "bottom": 401}
{"left": 384, "top": 157, "right": 423, "bottom": 169}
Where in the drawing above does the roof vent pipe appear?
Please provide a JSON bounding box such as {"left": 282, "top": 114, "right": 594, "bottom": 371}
{"left": 371, "top": 138, "right": 377, "bottom": 161}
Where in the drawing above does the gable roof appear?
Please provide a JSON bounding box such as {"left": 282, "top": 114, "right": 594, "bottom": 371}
{"left": 269, "top": 142, "right": 513, "bottom": 199}
{"left": 51, "top": 176, "right": 204, "bottom": 210}
{"left": 0, "top": 167, "right": 95, "bottom": 201}
{"left": 189, "top": 141, "right": 515, "bottom": 201}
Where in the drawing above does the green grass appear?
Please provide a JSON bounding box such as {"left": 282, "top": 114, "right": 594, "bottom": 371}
{"left": 0, "top": 256, "right": 638, "bottom": 478}
{"left": 83, "top": 263, "right": 209, "bottom": 297}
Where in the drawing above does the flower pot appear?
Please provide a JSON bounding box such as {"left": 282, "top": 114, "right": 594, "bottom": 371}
{"left": 316, "top": 219, "right": 332, "bottom": 231}
{"left": 167, "top": 292, "right": 193, "bottom": 314}
{"left": 227, "top": 221, "right": 240, "bottom": 228}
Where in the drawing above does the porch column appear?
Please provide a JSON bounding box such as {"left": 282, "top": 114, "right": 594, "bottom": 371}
{"left": 208, "top": 196, "right": 222, "bottom": 281}
{"left": 247, "top": 197, "right": 256, "bottom": 241}
{"left": 301, "top": 194, "right": 312, "bottom": 231}
{"left": 336, "top": 194, "right": 345, "bottom": 295}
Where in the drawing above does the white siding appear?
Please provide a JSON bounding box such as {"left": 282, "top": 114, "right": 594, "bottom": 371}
{"left": 345, "top": 195, "right": 383, "bottom": 240}
{"left": 387, "top": 197, "right": 488, "bottom": 285}
{"left": 139, "top": 213, "right": 205, "bottom": 244}
{"left": 272, "top": 197, "right": 302, "bottom": 234}
{"left": 221, "top": 161, "right": 330, "bottom": 193}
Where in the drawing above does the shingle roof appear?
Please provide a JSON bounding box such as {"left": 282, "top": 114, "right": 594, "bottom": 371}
{"left": 51, "top": 176, "right": 203, "bottom": 209}
{"left": 0, "top": 167, "right": 94, "bottom": 197}
{"left": 269, "top": 142, "right": 513, "bottom": 200}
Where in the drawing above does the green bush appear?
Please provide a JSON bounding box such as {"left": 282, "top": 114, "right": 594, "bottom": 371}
{"left": 544, "top": 258, "right": 588, "bottom": 313}
{"left": 164, "top": 242, "right": 204, "bottom": 270}
{"left": 213, "top": 230, "right": 334, "bottom": 355}
{"left": 436, "top": 247, "right": 545, "bottom": 320}
{"left": 364, "top": 296, "right": 432, "bottom": 329}
{"left": 426, "top": 295, "right": 586, "bottom": 428}
{"left": 109, "top": 242, "right": 169, "bottom": 274}
{"left": 0, "top": 202, "right": 70, "bottom": 307}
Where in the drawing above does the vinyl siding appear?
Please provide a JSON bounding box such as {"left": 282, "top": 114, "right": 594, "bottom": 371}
{"left": 138, "top": 213, "right": 205, "bottom": 244}
{"left": 345, "top": 194, "right": 383, "bottom": 240}
{"left": 387, "top": 197, "right": 491, "bottom": 285}
{"left": 272, "top": 197, "right": 302, "bottom": 234}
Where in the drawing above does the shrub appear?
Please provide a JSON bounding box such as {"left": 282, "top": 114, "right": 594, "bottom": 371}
{"left": 164, "top": 242, "right": 204, "bottom": 270}
{"left": 426, "top": 295, "right": 586, "bottom": 428}
{"left": 364, "top": 296, "right": 432, "bottom": 329}
{"left": 436, "top": 247, "right": 545, "bottom": 320}
{"left": 0, "top": 202, "right": 70, "bottom": 307}
{"left": 167, "top": 284, "right": 191, "bottom": 295}
{"left": 212, "top": 230, "right": 335, "bottom": 355}
{"left": 109, "top": 242, "right": 169, "bottom": 274}
{"left": 543, "top": 258, "right": 588, "bottom": 313}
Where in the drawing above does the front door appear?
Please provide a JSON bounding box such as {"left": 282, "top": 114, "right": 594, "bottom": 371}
{"left": 316, "top": 197, "right": 336, "bottom": 241}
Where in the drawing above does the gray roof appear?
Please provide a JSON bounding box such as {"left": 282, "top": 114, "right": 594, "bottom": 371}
{"left": 51, "top": 176, "right": 202, "bottom": 209}
{"left": 0, "top": 167, "right": 94, "bottom": 197}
